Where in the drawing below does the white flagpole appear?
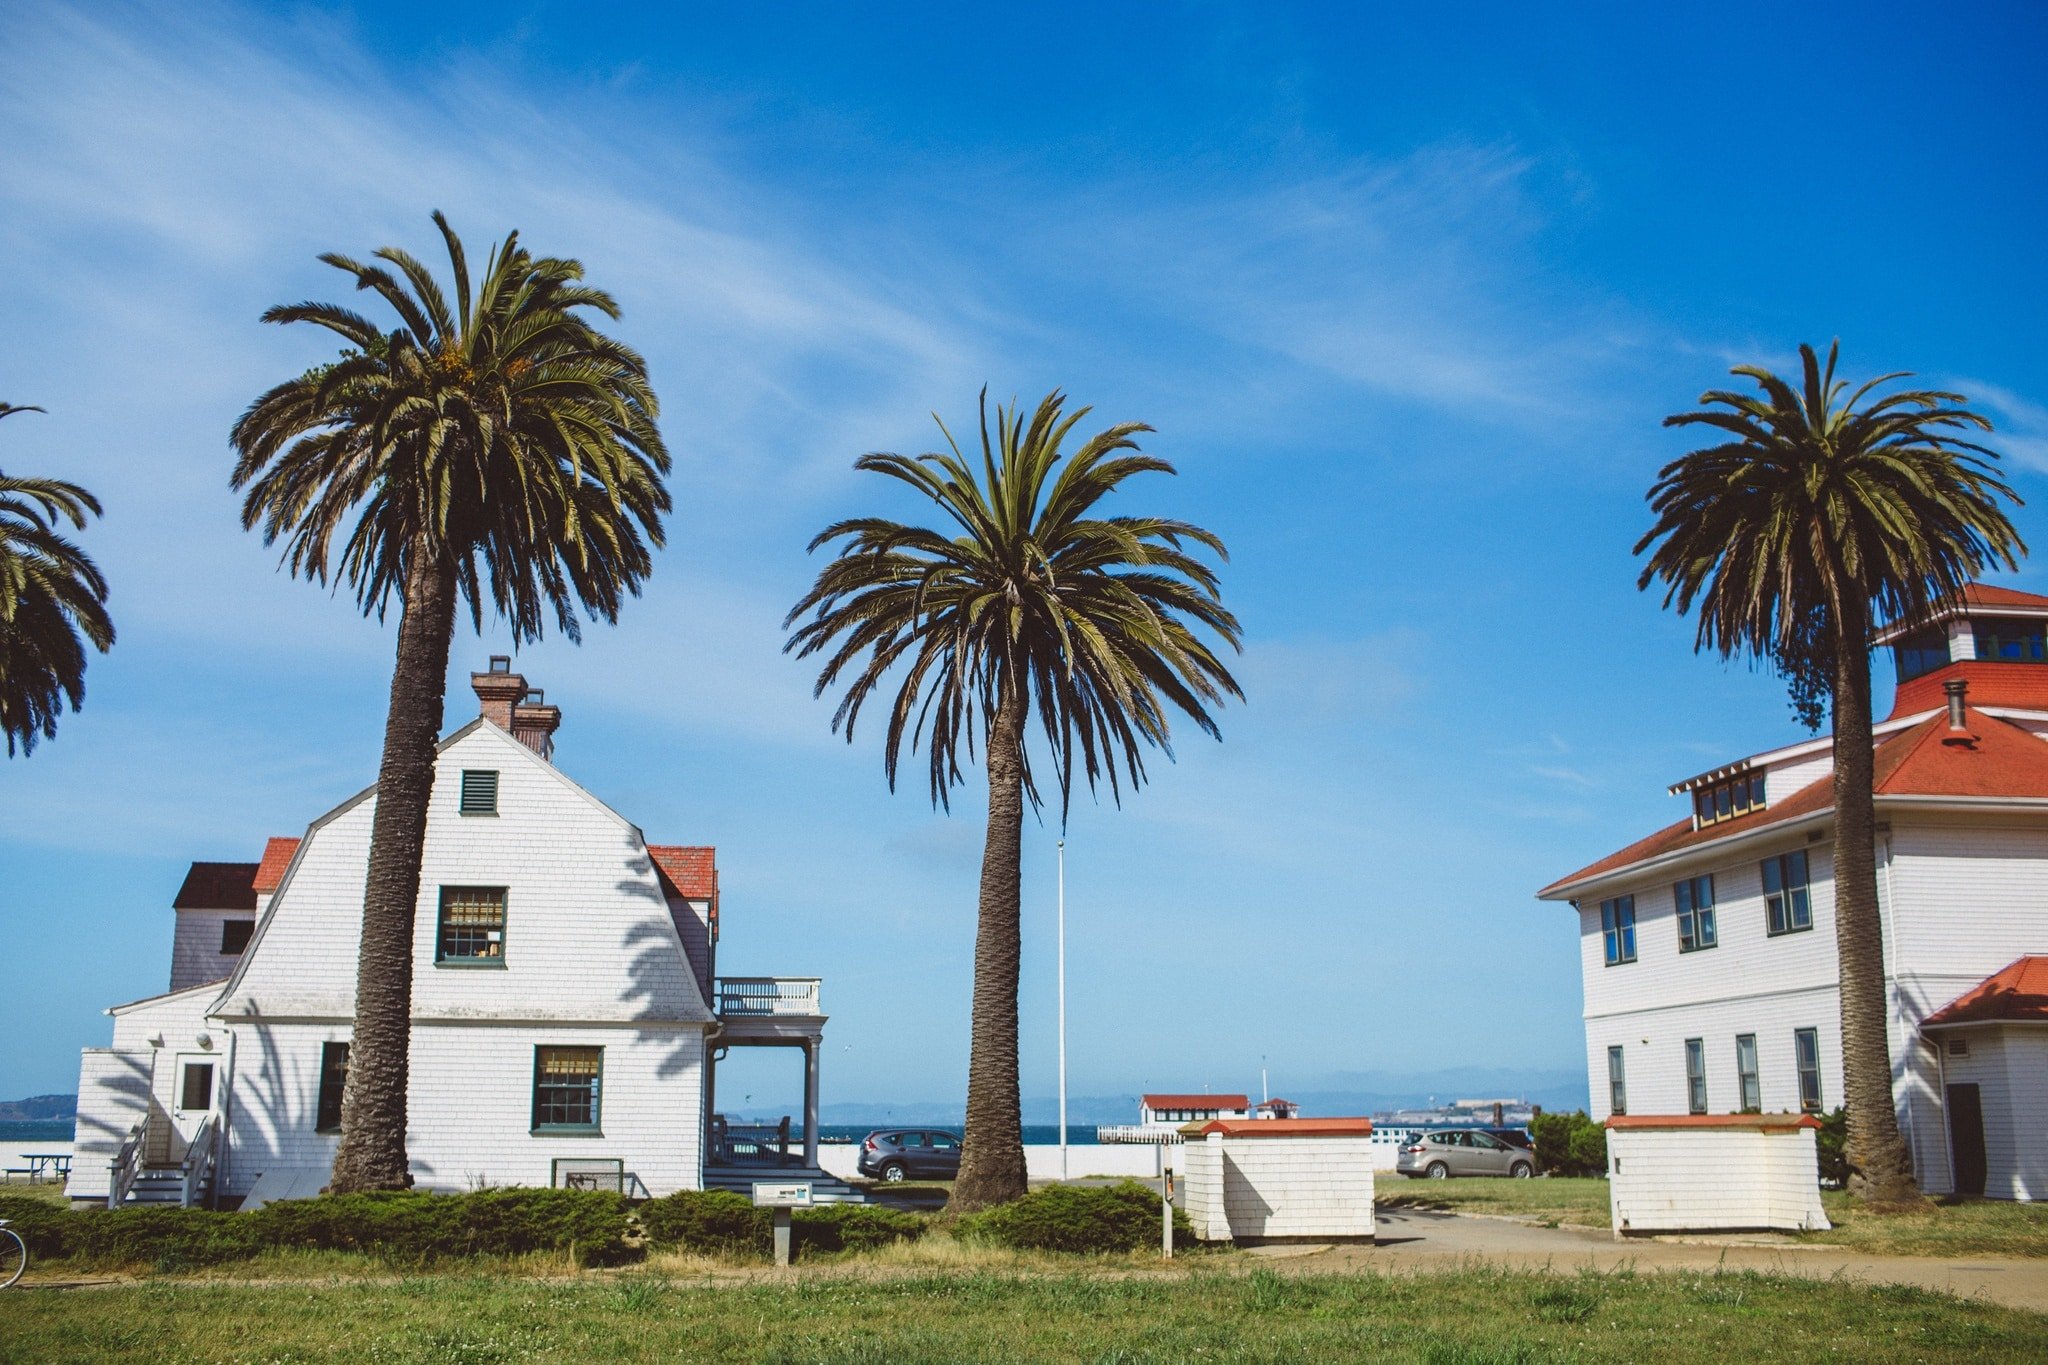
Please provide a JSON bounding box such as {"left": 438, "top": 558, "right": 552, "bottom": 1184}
{"left": 1058, "top": 837, "right": 1068, "bottom": 1182}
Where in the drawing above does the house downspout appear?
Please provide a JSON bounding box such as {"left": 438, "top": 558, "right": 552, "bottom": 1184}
{"left": 702, "top": 1020, "right": 726, "bottom": 1185}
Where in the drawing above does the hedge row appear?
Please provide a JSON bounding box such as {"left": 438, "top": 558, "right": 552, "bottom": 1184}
{"left": 0, "top": 1188, "right": 635, "bottom": 1269}
{"left": 955, "top": 1181, "right": 1197, "bottom": 1254}
{"left": 637, "top": 1190, "right": 924, "bottom": 1256}
{"left": 0, "top": 1181, "right": 1184, "bottom": 1270}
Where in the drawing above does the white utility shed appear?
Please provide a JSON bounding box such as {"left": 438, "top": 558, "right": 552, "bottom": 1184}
{"left": 1180, "top": 1118, "right": 1377, "bottom": 1244}
{"left": 1605, "top": 1113, "right": 1829, "bottom": 1235}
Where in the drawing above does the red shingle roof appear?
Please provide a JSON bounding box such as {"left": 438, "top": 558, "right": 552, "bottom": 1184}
{"left": 1961, "top": 584, "right": 2048, "bottom": 610}
{"left": 252, "top": 837, "right": 300, "bottom": 894}
{"left": 1922, "top": 956, "right": 2048, "bottom": 1027}
{"left": 1144, "top": 1094, "right": 1248, "bottom": 1110}
{"left": 1605, "top": 1113, "right": 1820, "bottom": 1132}
{"left": 1541, "top": 706, "right": 2048, "bottom": 896}
{"left": 1889, "top": 661, "right": 2048, "bottom": 720}
{"left": 172, "top": 862, "right": 259, "bottom": 911}
{"left": 647, "top": 845, "right": 717, "bottom": 901}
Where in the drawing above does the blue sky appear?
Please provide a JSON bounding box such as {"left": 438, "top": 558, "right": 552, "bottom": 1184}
{"left": 3, "top": 1, "right": 2046, "bottom": 1112}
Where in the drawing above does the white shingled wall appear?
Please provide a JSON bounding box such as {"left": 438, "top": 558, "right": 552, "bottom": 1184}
{"left": 169, "top": 908, "right": 253, "bottom": 993}
{"left": 1181, "top": 1134, "right": 1376, "bottom": 1242}
{"left": 1606, "top": 1125, "right": 1829, "bottom": 1233}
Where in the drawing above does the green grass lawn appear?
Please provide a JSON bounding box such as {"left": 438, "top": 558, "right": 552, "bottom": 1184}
{"left": 2, "top": 1264, "right": 2041, "bottom": 1362}
{"left": 1375, "top": 1175, "right": 1613, "bottom": 1227}
{"left": 0, "top": 1183, "right": 71, "bottom": 1209}
{"left": 1806, "top": 1194, "right": 2048, "bottom": 1258}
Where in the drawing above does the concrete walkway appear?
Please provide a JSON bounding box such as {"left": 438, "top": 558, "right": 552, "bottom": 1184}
{"left": 1268, "top": 1208, "right": 2048, "bottom": 1314}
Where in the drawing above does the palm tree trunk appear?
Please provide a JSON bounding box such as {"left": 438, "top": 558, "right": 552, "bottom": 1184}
{"left": 1829, "top": 598, "right": 1925, "bottom": 1209}
{"left": 328, "top": 541, "right": 457, "bottom": 1193}
{"left": 948, "top": 681, "right": 1029, "bottom": 1211}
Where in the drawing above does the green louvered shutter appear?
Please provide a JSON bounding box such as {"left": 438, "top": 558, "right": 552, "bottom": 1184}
{"left": 459, "top": 769, "right": 499, "bottom": 815}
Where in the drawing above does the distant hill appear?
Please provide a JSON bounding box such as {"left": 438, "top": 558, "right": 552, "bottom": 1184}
{"left": 0, "top": 1094, "right": 76, "bottom": 1122}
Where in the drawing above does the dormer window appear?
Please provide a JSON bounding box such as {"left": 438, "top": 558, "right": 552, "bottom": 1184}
{"left": 1973, "top": 617, "right": 2048, "bottom": 663}
{"left": 1692, "top": 771, "right": 1766, "bottom": 828}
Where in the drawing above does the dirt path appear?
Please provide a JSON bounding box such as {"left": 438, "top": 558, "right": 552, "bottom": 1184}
{"left": 1272, "top": 1208, "right": 2048, "bottom": 1314}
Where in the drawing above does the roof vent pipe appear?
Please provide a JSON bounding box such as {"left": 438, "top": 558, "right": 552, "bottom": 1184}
{"left": 1945, "top": 678, "right": 1969, "bottom": 731}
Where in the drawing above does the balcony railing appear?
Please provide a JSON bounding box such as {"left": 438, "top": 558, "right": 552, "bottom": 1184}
{"left": 716, "top": 976, "right": 822, "bottom": 1017}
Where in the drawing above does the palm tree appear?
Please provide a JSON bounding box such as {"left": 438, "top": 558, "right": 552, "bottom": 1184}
{"left": 231, "top": 213, "right": 670, "bottom": 1192}
{"left": 0, "top": 403, "right": 115, "bottom": 757}
{"left": 786, "top": 390, "right": 1242, "bottom": 1209}
{"left": 1636, "top": 341, "right": 2023, "bottom": 1209}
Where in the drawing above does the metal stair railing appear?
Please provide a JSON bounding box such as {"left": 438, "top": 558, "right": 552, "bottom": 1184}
{"left": 108, "top": 1121, "right": 144, "bottom": 1210}
{"left": 178, "top": 1116, "right": 217, "bottom": 1209}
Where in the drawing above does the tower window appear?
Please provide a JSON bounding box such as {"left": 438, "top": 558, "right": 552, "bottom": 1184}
{"left": 1894, "top": 628, "right": 1951, "bottom": 682}
{"left": 1973, "top": 617, "right": 2048, "bottom": 663}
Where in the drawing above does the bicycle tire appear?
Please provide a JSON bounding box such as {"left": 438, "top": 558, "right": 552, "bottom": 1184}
{"left": 0, "top": 1227, "right": 25, "bottom": 1290}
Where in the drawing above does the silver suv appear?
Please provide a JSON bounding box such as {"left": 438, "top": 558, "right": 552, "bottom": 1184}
{"left": 1395, "top": 1128, "right": 1534, "bottom": 1179}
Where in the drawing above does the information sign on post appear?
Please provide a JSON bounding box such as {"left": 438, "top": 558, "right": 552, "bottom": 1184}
{"left": 752, "top": 1181, "right": 814, "bottom": 1267}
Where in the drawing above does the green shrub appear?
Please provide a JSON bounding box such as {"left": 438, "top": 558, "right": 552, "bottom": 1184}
{"left": 0, "top": 1187, "right": 633, "bottom": 1269}
{"left": 638, "top": 1190, "right": 765, "bottom": 1255}
{"left": 793, "top": 1202, "right": 925, "bottom": 1254}
{"left": 0, "top": 1194, "right": 77, "bottom": 1259}
{"left": 1816, "top": 1108, "right": 1849, "bottom": 1189}
{"left": 1530, "top": 1111, "right": 1608, "bottom": 1178}
{"left": 637, "top": 1190, "right": 925, "bottom": 1259}
{"left": 956, "top": 1181, "right": 1193, "bottom": 1254}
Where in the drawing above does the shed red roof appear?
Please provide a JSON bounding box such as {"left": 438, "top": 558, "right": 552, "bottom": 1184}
{"left": 1922, "top": 956, "right": 2048, "bottom": 1027}
{"left": 173, "top": 862, "right": 259, "bottom": 911}
{"left": 1605, "top": 1113, "right": 1820, "bottom": 1132}
{"left": 1195, "top": 1117, "right": 1372, "bottom": 1138}
{"left": 647, "top": 845, "right": 717, "bottom": 901}
{"left": 1144, "top": 1094, "right": 1248, "bottom": 1111}
{"left": 252, "top": 837, "right": 300, "bottom": 893}
{"left": 1541, "top": 706, "right": 2048, "bottom": 896}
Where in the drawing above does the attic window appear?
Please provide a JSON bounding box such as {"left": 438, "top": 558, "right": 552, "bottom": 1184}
{"left": 220, "top": 920, "right": 254, "bottom": 955}
{"left": 459, "top": 770, "right": 499, "bottom": 816}
{"left": 1692, "top": 771, "right": 1766, "bottom": 828}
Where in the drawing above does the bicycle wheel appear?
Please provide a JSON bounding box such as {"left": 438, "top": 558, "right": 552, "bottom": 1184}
{"left": 0, "top": 1228, "right": 24, "bottom": 1290}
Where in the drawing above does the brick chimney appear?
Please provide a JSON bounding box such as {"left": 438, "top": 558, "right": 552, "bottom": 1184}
{"left": 471, "top": 656, "right": 526, "bottom": 730}
{"left": 511, "top": 688, "right": 561, "bottom": 760}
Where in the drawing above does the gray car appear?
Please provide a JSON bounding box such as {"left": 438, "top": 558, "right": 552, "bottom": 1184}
{"left": 1395, "top": 1128, "right": 1534, "bottom": 1179}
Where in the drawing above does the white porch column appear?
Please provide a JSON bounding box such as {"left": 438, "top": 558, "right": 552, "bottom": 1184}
{"left": 803, "top": 1039, "right": 821, "bottom": 1168}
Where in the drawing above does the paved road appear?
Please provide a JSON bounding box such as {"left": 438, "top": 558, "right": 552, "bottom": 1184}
{"left": 1261, "top": 1208, "right": 2048, "bottom": 1314}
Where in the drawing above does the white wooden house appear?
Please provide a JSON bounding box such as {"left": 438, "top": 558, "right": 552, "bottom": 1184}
{"left": 1539, "top": 584, "right": 2048, "bottom": 1199}
{"left": 69, "top": 661, "right": 832, "bottom": 1208}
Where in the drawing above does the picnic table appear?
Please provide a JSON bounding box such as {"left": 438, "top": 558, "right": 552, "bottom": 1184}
{"left": 19, "top": 1153, "right": 70, "bottom": 1183}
